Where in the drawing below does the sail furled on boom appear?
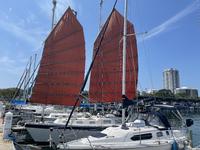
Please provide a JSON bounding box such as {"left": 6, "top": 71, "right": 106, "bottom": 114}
{"left": 89, "top": 9, "right": 138, "bottom": 103}
{"left": 31, "top": 7, "right": 85, "bottom": 106}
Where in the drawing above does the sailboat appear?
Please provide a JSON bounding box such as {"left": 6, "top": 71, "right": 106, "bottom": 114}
{"left": 24, "top": 6, "right": 121, "bottom": 145}
{"left": 57, "top": 0, "right": 192, "bottom": 150}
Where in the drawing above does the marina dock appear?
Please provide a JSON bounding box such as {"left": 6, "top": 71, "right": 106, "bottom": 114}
{"left": 0, "top": 118, "right": 15, "bottom": 150}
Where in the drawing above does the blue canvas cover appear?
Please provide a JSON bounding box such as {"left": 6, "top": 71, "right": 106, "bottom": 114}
{"left": 10, "top": 99, "right": 27, "bottom": 105}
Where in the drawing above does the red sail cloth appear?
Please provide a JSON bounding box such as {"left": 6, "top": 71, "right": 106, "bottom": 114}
{"left": 89, "top": 9, "right": 138, "bottom": 103}
{"left": 31, "top": 7, "right": 85, "bottom": 106}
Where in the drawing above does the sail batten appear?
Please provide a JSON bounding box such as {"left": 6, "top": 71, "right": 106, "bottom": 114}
{"left": 89, "top": 9, "right": 138, "bottom": 103}
{"left": 31, "top": 7, "right": 85, "bottom": 106}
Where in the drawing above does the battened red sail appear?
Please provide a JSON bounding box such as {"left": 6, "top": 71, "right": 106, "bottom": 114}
{"left": 89, "top": 9, "right": 138, "bottom": 103}
{"left": 31, "top": 7, "right": 85, "bottom": 105}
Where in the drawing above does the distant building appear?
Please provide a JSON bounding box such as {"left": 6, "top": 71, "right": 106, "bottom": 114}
{"left": 140, "top": 89, "right": 158, "bottom": 96}
{"left": 163, "top": 68, "right": 180, "bottom": 93}
{"left": 175, "top": 87, "right": 198, "bottom": 99}
{"left": 146, "top": 89, "right": 158, "bottom": 94}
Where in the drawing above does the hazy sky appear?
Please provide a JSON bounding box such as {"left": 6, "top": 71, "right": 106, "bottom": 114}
{"left": 0, "top": 0, "right": 199, "bottom": 92}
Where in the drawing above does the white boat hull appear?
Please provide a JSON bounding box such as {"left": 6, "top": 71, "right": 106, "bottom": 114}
{"left": 58, "top": 142, "right": 173, "bottom": 150}
{"left": 26, "top": 124, "right": 105, "bottom": 145}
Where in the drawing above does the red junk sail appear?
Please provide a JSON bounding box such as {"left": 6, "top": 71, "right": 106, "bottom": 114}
{"left": 31, "top": 7, "right": 85, "bottom": 105}
{"left": 89, "top": 9, "right": 138, "bottom": 103}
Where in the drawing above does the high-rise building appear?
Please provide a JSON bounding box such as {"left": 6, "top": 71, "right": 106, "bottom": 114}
{"left": 163, "top": 68, "right": 180, "bottom": 93}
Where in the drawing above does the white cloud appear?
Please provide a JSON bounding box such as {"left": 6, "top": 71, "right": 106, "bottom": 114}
{"left": 0, "top": 20, "right": 35, "bottom": 46}
{"left": 0, "top": 56, "right": 15, "bottom": 64}
{"left": 0, "top": 56, "right": 23, "bottom": 75}
{"left": 0, "top": 11, "right": 47, "bottom": 48}
{"left": 141, "top": 1, "right": 199, "bottom": 41}
{"left": 8, "top": 7, "right": 12, "bottom": 12}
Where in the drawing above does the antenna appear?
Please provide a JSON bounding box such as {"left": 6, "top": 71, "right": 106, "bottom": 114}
{"left": 52, "top": 0, "right": 57, "bottom": 29}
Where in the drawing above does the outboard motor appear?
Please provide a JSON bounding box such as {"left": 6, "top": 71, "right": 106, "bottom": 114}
{"left": 186, "top": 119, "right": 193, "bottom": 127}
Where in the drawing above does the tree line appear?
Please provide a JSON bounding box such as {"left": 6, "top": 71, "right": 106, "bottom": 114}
{"left": 0, "top": 88, "right": 22, "bottom": 101}
{"left": 140, "top": 89, "right": 200, "bottom": 100}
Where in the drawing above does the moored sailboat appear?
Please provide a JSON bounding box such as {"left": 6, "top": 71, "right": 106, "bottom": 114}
{"left": 24, "top": 6, "right": 121, "bottom": 145}
{"left": 57, "top": 0, "right": 192, "bottom": 149}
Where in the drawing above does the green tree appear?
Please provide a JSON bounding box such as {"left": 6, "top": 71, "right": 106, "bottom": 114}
{"left": 175, "top": 92, "right": 189, "bottom": 99}
{"left": 0, "top": 88, "right": 22, "bottom": 101}
{"left": 154, "top": 89, "right": 174, "bottom": 98}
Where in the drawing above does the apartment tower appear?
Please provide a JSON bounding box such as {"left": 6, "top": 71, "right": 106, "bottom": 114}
{"left": 163, "top": 68, "right": 180, "bottom": 93}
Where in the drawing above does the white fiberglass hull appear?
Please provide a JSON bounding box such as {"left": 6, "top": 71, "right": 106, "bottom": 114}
{"left": 57, "top": 121, "right": 187, "bottom": 150}
{"left": 26, "top": 124, "right": 105, "bottom": 145}
{"left": 57, "top": 141, "right": 173, "bottom": 150}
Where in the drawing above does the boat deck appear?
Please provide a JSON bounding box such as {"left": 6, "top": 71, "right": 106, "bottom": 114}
{"left": 0, "top": 118, "right": 15, "bottom": 150}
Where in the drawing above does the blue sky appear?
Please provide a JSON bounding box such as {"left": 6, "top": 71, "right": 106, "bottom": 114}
{"left": 0, "top": 0, "right": 199, "bottom": 93}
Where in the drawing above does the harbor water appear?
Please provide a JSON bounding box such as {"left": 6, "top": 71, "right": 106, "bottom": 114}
{"left": 168, "top": 113, "right": 200, "bottom": 148}
{"left": 187, "top": 114, "right": 200, "bottom": 148}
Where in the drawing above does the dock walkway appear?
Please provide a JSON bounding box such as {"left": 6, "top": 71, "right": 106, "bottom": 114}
{"left": 0, "top": 118, "right": 15, "bottom": 150}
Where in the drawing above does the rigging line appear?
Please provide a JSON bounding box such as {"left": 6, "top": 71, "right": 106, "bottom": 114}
{"left": 119, "top": 31, "right": 147, "bottom": 98}
{"left": 28, "top": 68, "right": 39, "bottom": 98}
{"left": 24, "top": 56, "right": 32, "bottom": 99}
{"left": 138, "top": 81, "right": 144, "bottom": 93}
{"left": 12, "top": 70, "right": 28, "bottom": 100}
{"left": 11, "top": 62, "right": 29, "bottom": 100}
{"left": 11, "top": 66, "right": 30, "bottom": 100}
{"left": 13, "top": 61, "right": 41, "bottom": 100}
{"left": 133, "top": 1, "right": 153, "bottom": 90}
{"left": 65, "top": 0, "right": 118, "bottom": 129}
{"left": 141, "top": 33, "right": 154, "bottom": 90}
{"left": 11, "top": 43, "right": 43, "bottom": 100}
{"left": 130, "top": 37, "right": 148, "bottom": 96}
{"left": 87, "top": 137, "right": 95, "bottom": 150}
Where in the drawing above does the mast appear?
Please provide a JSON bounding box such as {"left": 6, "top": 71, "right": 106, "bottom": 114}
{"left": 32, "top": 54, "right": 37, "bottom": 84}
{"left": 23, "top": 57, "right": 32, "bottom": 100}
{"left": 30, "top": 54, "right": 37, "bottom": 98}
{"left": 122, "top": 0, "right": 128, "bottom": 124}
{"left": 99, "top": 0, "right": 104, "bottom": 31}
{"left": 52, "top": 0, "right": 57, "bottom": 29}
{"left": 27, "top": 56, "right": 32, "bottom": 98}
{"left": 41, "top": 0, "right": 56, "bottom": 121}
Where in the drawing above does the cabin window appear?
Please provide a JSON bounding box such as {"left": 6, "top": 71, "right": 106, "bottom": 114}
{"left": 156, "top": 132, "right": 163, "bottom": 137}
{"left": 131, "top": 133, "right": 152, "bottom": 141}
{"left": 76, "top": 121, "right": 83, "bottom": 124}
{"left": 91, "top": 133, "right": 107, "bottom": 138}
{"left": 103, "top": 120, "right": 111, "bottom": 124}
{"left": 89, "top": 121, "right": 95, "bottom": 124}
